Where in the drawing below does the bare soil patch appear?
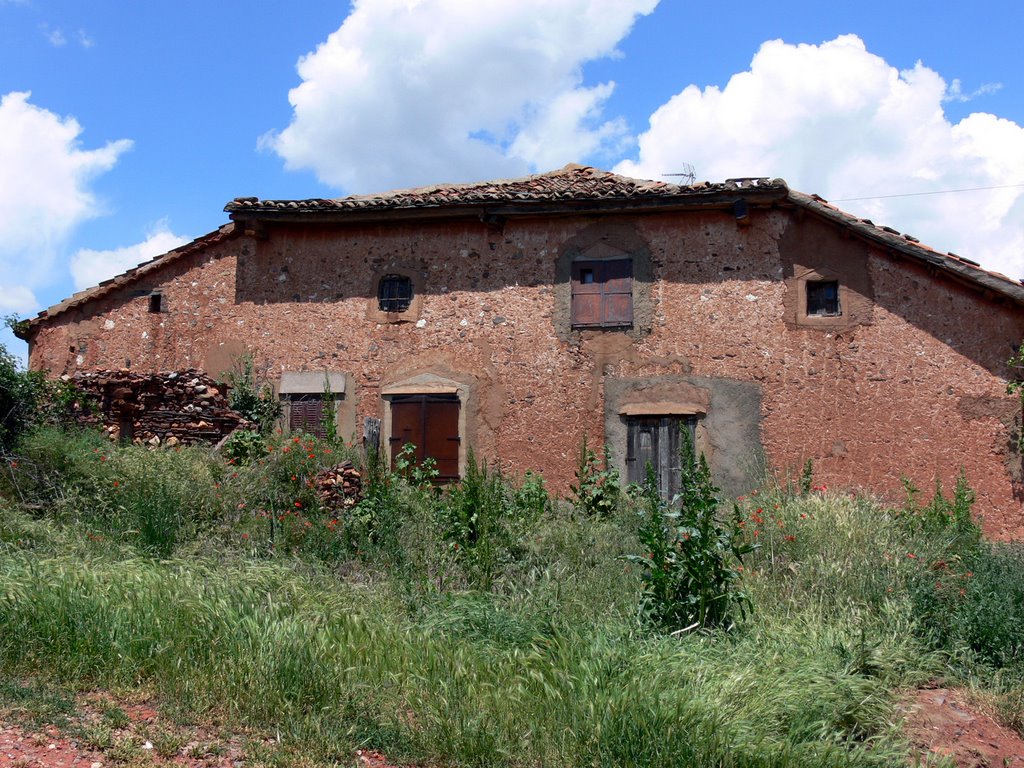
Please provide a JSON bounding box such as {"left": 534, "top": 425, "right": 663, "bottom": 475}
{"left": 0, "top": 685, "right": 403, "bottom": 768}
{"left": 904, "top": 687, "right": 1024, "bottom": 767}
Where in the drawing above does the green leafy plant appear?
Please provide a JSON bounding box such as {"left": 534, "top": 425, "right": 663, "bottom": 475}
{"left": 221, "top": 429, "right": 266, "bottom": 465}
{"left": 570, "top": 437, "right": 620, "bottom": 517}
{"left": 899, "top": 469, "right": 979, "bottom": 543}
{"left": 624, "top": 428, "right": 755, "bottom": 632}
{"left": 800, "top": 458, "right": 814, "bottom": 497}
{"left": 221, "top": 354, "right": 281, "bottom": 433}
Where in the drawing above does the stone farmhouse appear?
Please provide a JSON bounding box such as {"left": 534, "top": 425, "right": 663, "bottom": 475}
{"left": 19, "top": 165, "right": 1024, "bottom": 537}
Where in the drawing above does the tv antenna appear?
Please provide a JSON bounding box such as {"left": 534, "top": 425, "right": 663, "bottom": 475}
{"left": 662, "top": 163, "right": 695, "bottom": 185}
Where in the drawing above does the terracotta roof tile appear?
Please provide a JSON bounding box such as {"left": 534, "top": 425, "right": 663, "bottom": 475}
{"left": 23, "top": 166, "right": 1024, "bottom": 333}
{"left": 224, "top": 164, "right": 787, "bottom": 213}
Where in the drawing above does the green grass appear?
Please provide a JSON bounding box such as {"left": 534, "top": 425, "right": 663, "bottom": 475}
{"left": 1, "top": 427, "right": 1022, "bottom": 766}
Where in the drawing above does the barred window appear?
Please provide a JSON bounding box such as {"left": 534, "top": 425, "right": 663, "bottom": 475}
{"left": 378, "top": 275, "right": 413, "bottom": 313}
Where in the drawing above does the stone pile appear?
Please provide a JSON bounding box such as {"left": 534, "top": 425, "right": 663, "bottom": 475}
{"left": 70, "top": 369, "right": 248, "bottom": 446}
{"left": 313, "top": 460, "right": 363, "bottom": 511}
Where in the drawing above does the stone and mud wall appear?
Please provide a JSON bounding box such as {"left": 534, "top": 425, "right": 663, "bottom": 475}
{"left": 27, "top": 208, "right": 1024, "bottom": 538}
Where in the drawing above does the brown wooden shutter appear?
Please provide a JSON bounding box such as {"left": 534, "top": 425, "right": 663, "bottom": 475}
{"left": 289, "top": 395, "right": 327, "bottom": 438}
{"left": 601, "top": 259, "right": 633, "bottom": 327}
{"left": 571, "top": 261, "right": 603, "bottom": 327}
{"left": 571, "top": 259, "right": 632, "bottom": 328}
{"left": 389, "top": 399, "right": 421, "bottom": 459}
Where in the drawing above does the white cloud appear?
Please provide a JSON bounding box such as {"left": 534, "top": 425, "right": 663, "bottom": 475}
{"left": 43, "top": 25, "right": 66, "bottom": 47}
{"left": 0, "top": 285, "right": 38, "bottom": 315}
{"left": 616, "top": 35, "right": 1024, "bottom": 279}
{"left": 944, "top": 79, "right": 1001, "bottom": 103}
{"left": 0, "top": 91, "right": 132, "bottom": 315}
{"left": 264, "top": 0, "right": 657, "bottom": 192}
{"left": 71, "top": 225, "right": 188, "bottom": 290}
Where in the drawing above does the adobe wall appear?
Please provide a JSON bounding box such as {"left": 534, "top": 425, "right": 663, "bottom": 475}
{"left": 28, "top": 209, "right": 1024, "bottom": 538}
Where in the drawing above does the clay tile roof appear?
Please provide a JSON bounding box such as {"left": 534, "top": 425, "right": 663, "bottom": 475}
{"left": 224, "top": 163, "right": 788, "bottom": 213}
{"left": 788, "top": 190, "right": 1024, "bottom": 304}
{"left": 22, "top": 166, "right": 1024, "bottom": 334}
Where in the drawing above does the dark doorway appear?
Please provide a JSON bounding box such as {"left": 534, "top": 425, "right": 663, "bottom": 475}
{"left": 626, "top": 416, "right": 697, "bottom": 499}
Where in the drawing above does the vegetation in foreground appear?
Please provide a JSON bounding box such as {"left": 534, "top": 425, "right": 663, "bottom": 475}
{"left": 2, "top": 415, "right": 1024, "bottom": 765}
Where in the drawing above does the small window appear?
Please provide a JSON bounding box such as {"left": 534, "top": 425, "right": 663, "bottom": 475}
{"left": 806, "top": 280, "right": 840, "bottom": 317}
{"left": 148, "top": 292, "right": 163, "bottom": 313}
{"left": 287, "top": 393, "right": 328, "bottom": 438}
{"left": 378, "top": 275, "right": 413, "bottom": 313}
{"left": 571, "top": 259, "right": 633, "bottom": 328}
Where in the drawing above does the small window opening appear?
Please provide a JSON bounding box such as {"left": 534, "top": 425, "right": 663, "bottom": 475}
{"left": 378, "top": 275, "right": 413, "bottom": 313}
{"left": 148, "top": 292, "right": 163, "bottom": 313}
{"left": 806, "top": 280, "right": 840, "bottom": 317}
{"left": 580, "top": 268, "right": 595, "bottom": 284}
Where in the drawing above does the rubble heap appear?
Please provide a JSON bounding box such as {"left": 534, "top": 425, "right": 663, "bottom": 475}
{"left": 70, "top": 369, "right": 248, "bottom": 446}
{"left": 313, "top": 461, "right": 363, "bottom": 512}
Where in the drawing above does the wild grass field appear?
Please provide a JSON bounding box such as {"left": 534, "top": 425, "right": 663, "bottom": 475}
{"left": 2, "top": 423, "right": 1024, "bottom": 767}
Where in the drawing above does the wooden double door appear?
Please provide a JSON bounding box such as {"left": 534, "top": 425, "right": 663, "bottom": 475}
{"left": 389, "top": 394, "right": 461, "bottom": 481}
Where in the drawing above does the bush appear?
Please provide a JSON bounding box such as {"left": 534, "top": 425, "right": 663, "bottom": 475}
{"left": 625, "top": 430, "right": 755, "bottom": 632}
{"left": 910, "top": 542, "right": 1024, "bottom": 670}
{"left": 220, "top": 354, "right": 281, "bottom": 433}
{"left": 438, "top": 452, "right": 546, "bottom": 591}
{"left": 221, "top": 429, "right": 266, "bottom": 465}
{"left": 570, "top": 438, "right": 620, "bottom": 517}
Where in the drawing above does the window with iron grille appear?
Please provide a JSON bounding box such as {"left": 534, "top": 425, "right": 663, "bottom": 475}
{"left": 378, "top": 275, "right": 413, "bottom": 313}
{"left": 806, "top": 280, "right": 840, "bottom": 317}
{"left": 571, "top": 259, "right": 633, "bottom": 328}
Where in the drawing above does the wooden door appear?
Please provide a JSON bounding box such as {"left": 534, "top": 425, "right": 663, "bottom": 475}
{"left": 626, "top": 416, "right": 695, "bottom": 499}
{"left": 389, "top": 394, "right": 461, "bottom": 481}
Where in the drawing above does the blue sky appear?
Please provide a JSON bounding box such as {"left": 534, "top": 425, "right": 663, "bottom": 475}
{"left": 2, "top": 1, "right": 1023, "bottom": 360}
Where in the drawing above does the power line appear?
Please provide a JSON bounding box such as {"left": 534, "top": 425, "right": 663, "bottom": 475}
{"left": 831, "top": 183, "right": 1024, "bottom": 202}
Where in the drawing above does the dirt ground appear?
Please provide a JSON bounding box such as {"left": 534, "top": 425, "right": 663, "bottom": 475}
{"left": 4, "top": 685, "right": 1024, "bottom": 767}
{"left": 0, "top": 687, "right": 402, "bottom": 768}
{"left": 903, "top": 687, "right": 1024, "bottom": 767}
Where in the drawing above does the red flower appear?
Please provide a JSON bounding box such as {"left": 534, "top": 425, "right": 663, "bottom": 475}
{"left": 241, "top": 533, "right": 249, "bottom": 540}
{"left": 294, "top": 501, "right": 302, "bottom": 508}
{"left": 784, "top": 534, "right": 796, "bottom": 542}
{"left": 906, "top": 552, "right": 917, "bottom": 559}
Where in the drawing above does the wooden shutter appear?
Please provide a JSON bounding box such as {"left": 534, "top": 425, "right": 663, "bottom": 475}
{"left": 626, "top": 416, "right": 693, "bottom": 500}
{"left": 601, "top": 259, "right": 633, "bottom": 327}
{"left": 571, "top": 261, "right": 603, "bottom": 327}
{"left": 389, "top": 399, "right": 421, "bottom": 457}
{"left": 424, "top": 398, "right": 460, "bottom": 481}
{"left": 289, "top": 394, "right": 326, "bottom": 438}
{"left": 571, "top": 259, "right": 633, "bottom": 328}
